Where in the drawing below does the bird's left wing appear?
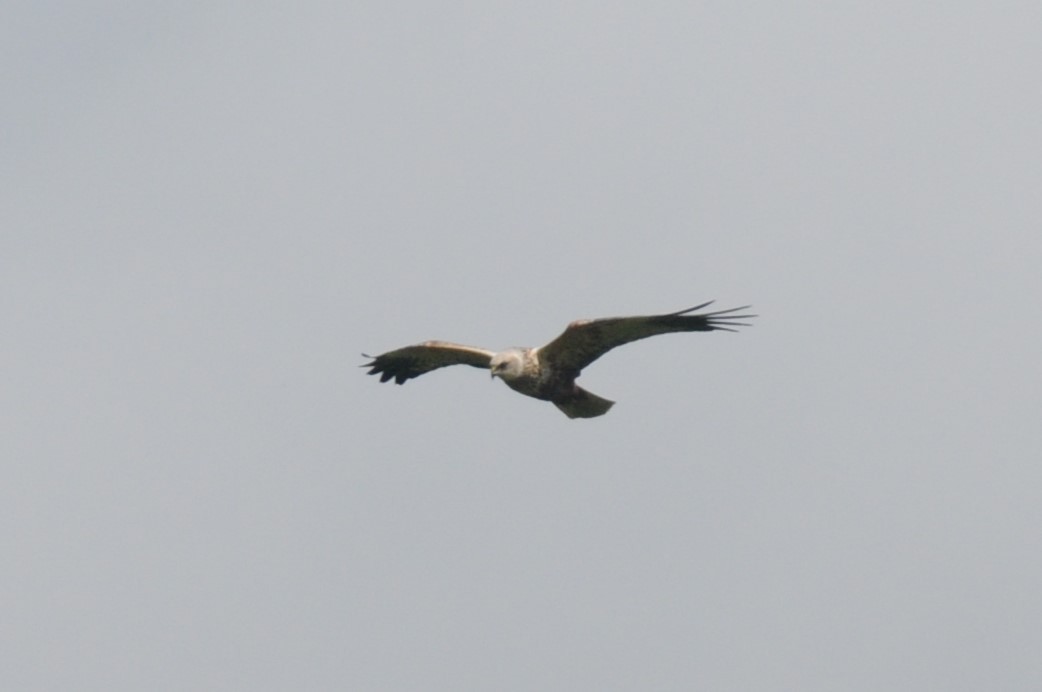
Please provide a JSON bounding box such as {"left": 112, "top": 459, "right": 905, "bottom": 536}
{"left": 536, "top": 301, "right": 754, "bottom": 376}
{"left": 363, "top": 341, "right": 495, "bottom": 384}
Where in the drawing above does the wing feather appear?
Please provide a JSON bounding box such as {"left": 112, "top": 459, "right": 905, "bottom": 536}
{"left": 536, "top": 301, "right": 755, "bottom": 376}
{"left": 362, "top": 341, "right": 495, "bottom": 384}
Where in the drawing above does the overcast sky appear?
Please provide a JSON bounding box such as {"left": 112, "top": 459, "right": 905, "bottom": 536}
{"left": 3, "top": 2, "right": 1041, "bottom": 690}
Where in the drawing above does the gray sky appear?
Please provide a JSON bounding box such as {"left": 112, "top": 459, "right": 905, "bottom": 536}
{"left": 3, "top": 2, "right": 1041, "bottom": 690}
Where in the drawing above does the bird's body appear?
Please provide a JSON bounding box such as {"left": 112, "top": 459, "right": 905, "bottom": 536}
{"left": 488, "top": 347, "right": 616, "bottom": 418}
{"left": 363, "top": 301, "right": 754, "bottom": 418}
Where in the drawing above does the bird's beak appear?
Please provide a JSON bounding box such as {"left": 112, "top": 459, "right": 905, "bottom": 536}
{"left": 490, "top": 371, "right": 497, "bottom": 380}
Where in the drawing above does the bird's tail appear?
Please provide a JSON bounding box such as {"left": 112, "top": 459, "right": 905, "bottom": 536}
{"left": 553, "top": 387, "right": 615, "bottom": 419}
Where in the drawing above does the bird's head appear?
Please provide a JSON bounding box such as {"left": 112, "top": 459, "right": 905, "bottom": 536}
{"left": 489, "top": 350, "right": 524, "bottom": 381}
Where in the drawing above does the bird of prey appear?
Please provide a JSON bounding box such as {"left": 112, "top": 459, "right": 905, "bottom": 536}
{"left": 363, "top": 300, "right": 754, "bottom": 419}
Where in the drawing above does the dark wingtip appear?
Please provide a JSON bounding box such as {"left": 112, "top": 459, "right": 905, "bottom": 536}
{"left": 700, "top": 303, "right": 757, "bottom": 331}
{"left": 361, "top": 353, "right": 386, "bottom": 377}
{"left": 673, "top": 301, "right": 756, "bottom": 329}
{"left": 362, "top": 352, "right": 415, "bottom": 385}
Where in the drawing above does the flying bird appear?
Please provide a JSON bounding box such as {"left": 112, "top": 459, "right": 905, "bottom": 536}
{"left": 363, "top": 300, "right": 754, "bottom": 418}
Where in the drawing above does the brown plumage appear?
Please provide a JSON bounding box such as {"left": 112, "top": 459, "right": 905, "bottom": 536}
{"left": 363, "top": 301, "right": 754, "bottom": 418}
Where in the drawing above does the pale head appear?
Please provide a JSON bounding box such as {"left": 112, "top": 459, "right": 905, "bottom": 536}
{"left": 489, "top": 349, "right": 525, "bottom": 381}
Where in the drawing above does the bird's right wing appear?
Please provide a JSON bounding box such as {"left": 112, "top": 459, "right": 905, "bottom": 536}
{"left": 362, "top": 341, "right": 495, "bottom": 384}
{"left": 537, "top": 301, "right": 754, "bottom": 376}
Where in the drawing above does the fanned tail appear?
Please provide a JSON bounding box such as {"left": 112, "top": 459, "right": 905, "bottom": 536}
{"left": 552, "top": 387, "right": 615, "bottom": 419}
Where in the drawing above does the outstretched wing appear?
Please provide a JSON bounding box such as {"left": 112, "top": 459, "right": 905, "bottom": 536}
{"left": 362, "top": 341, "right": 495, "bottom": 384}
{"left": 536, "top": 301, "right": 755, "bottom": 376}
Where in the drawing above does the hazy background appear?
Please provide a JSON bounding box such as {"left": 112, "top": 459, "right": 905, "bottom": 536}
{"left": 3, "top": 2, "right": 1040, "bottom": 690}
